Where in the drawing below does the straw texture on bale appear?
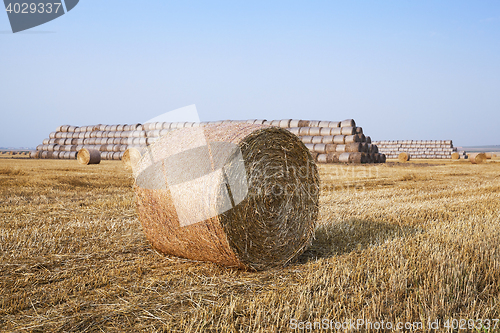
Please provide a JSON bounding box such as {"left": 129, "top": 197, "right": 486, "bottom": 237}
{"left": 77, "top": 148, "right": 101, "bottom": 165}
{"left": 451, "top": 152, "right": 460, "bottom": 160}
{"left": 485, "top": 152, "right": 493, "bottom": 159}
{"left": 469, "top": 153, "right": 486, "bottom": 164}
{"left": 134, "top": 124, "right": 319, "bottom": 270}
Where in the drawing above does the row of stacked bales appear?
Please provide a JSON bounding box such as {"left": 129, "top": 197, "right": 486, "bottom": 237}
{"left": 34, "top": 119, "right": 385, "bottom": 164}
{"left": 373, "top": 140, "right": 457, "bottom": 159}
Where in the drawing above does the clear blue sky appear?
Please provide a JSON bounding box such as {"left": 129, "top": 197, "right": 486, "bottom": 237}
{"left": 1, "top": 1, "right": 499, "bottom": 147}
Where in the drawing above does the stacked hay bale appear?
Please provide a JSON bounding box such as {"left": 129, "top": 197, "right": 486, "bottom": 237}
{"left": 34, "top": 119, "right": 384, "bottom": 164}
{"left": 373, "top": 140, "right": 457, "bottom": 159}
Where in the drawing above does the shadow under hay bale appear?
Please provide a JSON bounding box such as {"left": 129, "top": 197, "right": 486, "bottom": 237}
{"left": 298, "top": 219, "right": 424, "bottom": 262}
{"left": 134, "top": 124, "right": 320, "bottom": 271}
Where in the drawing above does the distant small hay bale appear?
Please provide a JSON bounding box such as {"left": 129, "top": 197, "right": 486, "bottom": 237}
{"left": 316, "top": 153, "right": 328, "bottom": 164}
{"left": 77, "top": 148, "right": 101, "bottom": 165}
{"left": 308, "top": 127, "right": 321, "bottom": 136}
{"left": 341, "top": 127, "right": 355, "bottom": 135}
{"left": 469, "top": 153, "right": 486, "bottom": 164}
{"left": 321, "top": 135, "right": 335, "bottom": 144}
{"left": 346, "top": 142, "right": 362, "bottom": 153}
{"left": 122, "top": 148, "right": 143, "bottom": 169}
{"left": 134, "top": 124, "right": 319, "bottom": 270}
{"left": 340, "top": 119, "right": 356, "bottom": 128}
{"left": 485, "top": 152, "right": 492, "bottom": 159}
{"left": 299, "top": 127, "right": 310, "bottom": 136}
{"left": 344, "top": 135, "right": 360, "bottom": 144}
{"left": 298, "top": 120, "right": 310, "bottom": 127}
{"left": 279, "top": 119, "right": 291, "bottom": 128}
{"left": 311, "top": 136, "right": 323, "bottom": 144}
{"left": 451, "top": 152, "right": 460, "bottom": 160}
{"left": 333, "top": 135, "right": 345, "bottom": 144}
{"left": 301, "top": 136, "right": 313, "bottom": 144}
{"left": 339, "top": 152, "right": 350, "bottom": 163}
{"left": 325, "top": 144, "right": 336, "bottom": 153}
{"left": 398, "top": 152, "right": 410, "bottom": 162}
{"left": 365, "top": 136, "right": 372, "bottom": 144}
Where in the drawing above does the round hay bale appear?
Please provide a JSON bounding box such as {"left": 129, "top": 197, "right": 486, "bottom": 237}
{"left": 313, "top": 143, "right": 327, "bottom": 153}
{"left": 308, "top": 121, "right": 321, "bottom": 127}
{"left": 330, "top": 128, "right": 342, "bottom": 136}
{"left": 77, "top": 148, "right": 101, "bottom": 165}
{"left": 350, "top": 152, "right": 363, "bottom": 163}
{"left": 289, "top": 120, "right": 300, "bottom": 127}
{"left": 485, "top": 152, "right": 493, "bottom": 159}
{"left": 122, "top": 148, "right": 143, "bottom": 169}
{"left": 380, "top": 154, "right": 386, "bottom": 163}
{"left": 318, "top": 121, "right": 331, "bottom": 128}
{"left": 308, "top": 127, "right": 321, "bottom": 136}
{"left": 469, "top": 153, "right": 486, "bottom": 164}
{"left": 324, "top": 143, "right": 337, "bottom": 153}
{"left": 317, "top": 154, "right": 328, "bottom": 164}
{"left": 279, "top": 119, "right": 291, "bottom": 128}
{"left": 341, "top": 127, "right": 355, "bottom": 135}
{"left": 270, "top": 120, "right": 281, "bottom": 127}
{"left": 328, "top": 121, "right": 341, "bottom": 128}
{"left": 318, "top": 127, "right": 330, "bottom": 136}
{"left": 301, "top": 136, "right": 313, "bottom": 144}
{"left": 355, "top": 127, "right": 363, "bottom": 134}
{"left": 340, "top": 119, "right": 355, "bottom": 127}
{"left": 344, "top": 135, "right": 360, "bottom": 144}
{"left": 398, "top": 152, "right": 410, "bottom": 162}
{"left": 287, "top": 127, "right": 300, "bottom": 136}
{"left": 365, "top": 136, "right": 372, "bottom": 144}
{"left": 361, "top": 143, "right": 369, "bottom": 153}
{"left": 451, "top": 152, "right": 460, "bottom": 160}
{"left": 298, "top": 120, "right": 310, "bottom": 127}
{"left": 339, "top": 152, "right": 350, "bottom": 163}
{"left": 346, "top": 142, "right": 362, "bottom": 153}
{"left": 311, "top": 136, "right": 323, "bottom": 144}
{"left": 327, "top": 152, "right": 340, "bottom": 163}
{"left": 321, "top": 135, "right": 335, "bottom": 144}
{"left": 299, "top": 127, "right": 310, "bottom": 136}
{"left": 333, "top": 135, "right": 345, "bottom": 144}
{"left": 134, "top": 124, "right": 319, "bottom": 270}
{"left": 356, "top": 134, "right": 366, "bottom": 142}
{"left": 304, "top": 143, "right": 314, "bottom": 151}
{"left": 30, "top": 151, "right": 39, "bottom": 159}
{"left": 336, "top": 144, "right": 346, "bottom": 152}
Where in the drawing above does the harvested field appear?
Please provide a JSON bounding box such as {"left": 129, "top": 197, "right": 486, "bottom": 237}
{"left": 1, "top": 159, "right": 500, "bottom": 332}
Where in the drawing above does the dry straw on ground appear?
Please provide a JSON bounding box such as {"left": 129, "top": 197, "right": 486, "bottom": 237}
{"left": 1, "top": 159, "right": 500, "bottom": 331}
{"left": 134, "top": 124, "right": 320, "bottom": 271}
{"left": 77, "top": 148, "right": 101, "bottom": 165}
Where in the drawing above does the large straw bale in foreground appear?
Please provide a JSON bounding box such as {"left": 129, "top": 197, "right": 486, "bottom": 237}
{"left": 134, "top": 124, "right": 319, "bottom": 270}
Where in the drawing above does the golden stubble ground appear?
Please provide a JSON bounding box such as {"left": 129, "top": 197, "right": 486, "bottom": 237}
{"left": 0, "top": 158, "right": 499, "bottom": 332}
